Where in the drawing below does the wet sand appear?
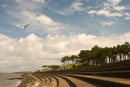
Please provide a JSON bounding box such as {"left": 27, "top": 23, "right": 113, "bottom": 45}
{"left": 0, "top": 73, "right": 21, "bottom": 87}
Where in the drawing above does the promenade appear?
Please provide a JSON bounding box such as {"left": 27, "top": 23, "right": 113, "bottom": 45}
{"left": 18, "top": 59, "right": 130, "bottom": 87}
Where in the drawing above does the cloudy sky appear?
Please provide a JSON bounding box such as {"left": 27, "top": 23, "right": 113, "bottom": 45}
{"left": 0, "top": 0, "right": 130, "bottom": 72}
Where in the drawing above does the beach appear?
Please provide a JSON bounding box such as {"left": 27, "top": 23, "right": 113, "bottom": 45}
{"left": 0, "top": 73, "right": 21, "bottom": 87}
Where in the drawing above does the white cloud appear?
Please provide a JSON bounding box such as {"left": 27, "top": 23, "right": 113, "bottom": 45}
{"left": 21, "top": 10, "right": 36, "bottom": 20}
{"left": 108, "top": 0, "right": 122, "bottom": 5}
{"left": 105, "top": 0, "right": 126, "bottom": 11}
{"left": 125, "top": 13, "right": 130, "bottom": 20}
{"left": 7, "top": 0, "right": 59, "bottom": 28}
{"left": 88, "top": 9, "right": 122, "bottom": 17}
{"left": 35, "top": 15, "right": 59, "bottom": 25}
{"left": 16, "top": 24, "right": 23, "bottom": 28}
{"left": 70, "top": 2, "right": 84, "bottom": 11}
{"left": 34, "top": 0, "right": 45, "bottom": 3}
{"left": 88, "top": 0, "right": 127, "bottom": 18}
{"left": 15, "top": 0, "right": 20, "bottom": 3}
{"left": 48, "top": 27, "right": 60, "bottom": 31}
{"left": 0, "top": 32, "right": 130, "bottom": 72}
{"left": 1, "top": 4, "right": 8, "bottom": 8}
{"left": 101, "top": 21, "right": 114, "bottom": 26}
{"left": 57, "top": 11, "right": 67, "bottom": 15}
{"left": 113, "top": 6, "right": 126, "bottom": 11}
{"left": 15, "top": 0, "right": 43, "bottom": 10}
{"left": 5, "top": 0, "right": 67, "bottom": 34}
{"left": 20, "top": 9, "right": 58, "bottom": 26}
{"left": 57, "top": 1, "right": 84, "bottom": 15}
{"left": 7, "top": 5, "right": 63, "bottom": 33}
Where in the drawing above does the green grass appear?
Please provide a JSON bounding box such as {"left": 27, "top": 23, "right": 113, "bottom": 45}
{"left": 63, "top": 63, "right": 85, "bottom": 70}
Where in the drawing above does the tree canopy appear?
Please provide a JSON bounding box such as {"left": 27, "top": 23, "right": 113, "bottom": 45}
{"left": 61, "top": 42, "right": 130, "bottom": 66}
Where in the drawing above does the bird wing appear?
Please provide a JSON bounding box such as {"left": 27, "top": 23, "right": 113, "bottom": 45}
{"left": 23, "top": 24, "right": 29, "bottom": 30}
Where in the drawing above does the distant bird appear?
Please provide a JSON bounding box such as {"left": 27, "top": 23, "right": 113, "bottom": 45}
{"left": 23, "top": 24, "right": 29, "bottom": 30}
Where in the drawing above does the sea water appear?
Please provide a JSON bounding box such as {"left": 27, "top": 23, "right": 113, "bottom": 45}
{"left": 0, "top": 73, "right": 21, "bottom": 87}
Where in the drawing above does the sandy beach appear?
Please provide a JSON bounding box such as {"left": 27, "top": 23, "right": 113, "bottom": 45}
{"left": 0, "top": 73, "right": 21, "bottom": 87}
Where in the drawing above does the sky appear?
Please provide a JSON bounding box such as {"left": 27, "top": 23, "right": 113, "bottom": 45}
{"left": 0, "top": 0, "right": 130, "bottom": 72}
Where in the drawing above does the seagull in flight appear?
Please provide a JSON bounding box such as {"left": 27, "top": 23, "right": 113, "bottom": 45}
{"left": 23, "top": 24, "right": 29, "bottom": 30}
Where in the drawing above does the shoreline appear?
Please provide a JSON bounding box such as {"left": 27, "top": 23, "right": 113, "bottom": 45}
{"left": 0, "top": 73, "right": 22, "bottom": 87}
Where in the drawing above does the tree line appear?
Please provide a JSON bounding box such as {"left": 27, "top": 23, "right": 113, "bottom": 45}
{"left": 61, "top": 42, "right": 130, "bottom": 66}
